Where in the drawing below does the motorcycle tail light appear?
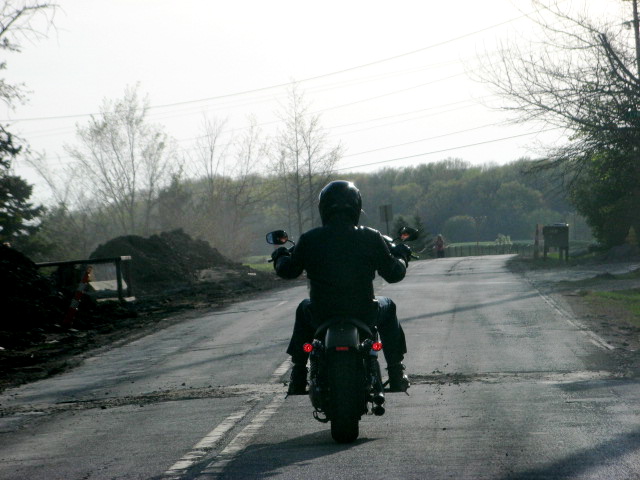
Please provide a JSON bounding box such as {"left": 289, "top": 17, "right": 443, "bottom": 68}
{"left": 335, "top": 346, "right": 349, "bottom": 351}
{"left": 303, "top": 343, "right": 314, "bottom": 353}
{"left": 372, "top": 342, "right": 383, "bottom": 351}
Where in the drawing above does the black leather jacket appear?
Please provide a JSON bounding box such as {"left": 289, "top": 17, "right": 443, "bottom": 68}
{"left": 275, "top": 217, "right": 407, "bottom": 320}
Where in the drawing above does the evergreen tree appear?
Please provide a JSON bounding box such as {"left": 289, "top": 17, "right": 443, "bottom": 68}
{"left": 0, "top": 127, "right": 44, "bottom": 252}
{"left": 0, "top": 2, "right": 56, "bottom": 254}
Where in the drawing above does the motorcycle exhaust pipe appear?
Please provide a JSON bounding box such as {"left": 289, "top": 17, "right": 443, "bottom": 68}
{"left": 373, "top": 392, "right": 385, "bottom": 406}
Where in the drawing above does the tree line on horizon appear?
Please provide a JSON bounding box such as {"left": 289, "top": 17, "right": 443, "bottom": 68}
{"left": 21, "top": 155, "right": 591, "bottom": 262}
{"left": 2, "top": 1, "right": 639, "bottom": 263}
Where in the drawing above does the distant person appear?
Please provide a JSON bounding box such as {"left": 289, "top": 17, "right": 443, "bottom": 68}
{"left": 434, "top": 234, "right": 445, "bottom": 258}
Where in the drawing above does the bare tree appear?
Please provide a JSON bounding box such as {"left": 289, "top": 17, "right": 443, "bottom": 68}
{"left": 273, "top": 85, "right": 341, "bottom": 236}
{"left": 189, "top": 116, "right": 267, "bottom": 255}
{"left": 478, "top": 0, "right": 640, "bottom": 245}
{"left": 224, "top": 117, "right": 268, "bottom": 255}
{"left": 65, "top": 85, "right": 178, "bottom": 236}
{"left": 188, "top": 117, "right": 230, "bottom": 245}
{"left": 193, "top": 117, "right": 229, "bottom": 204}
{"left": 274, "top": 87, "right": 305, "bottom": 235}
{"left": 480, "top": 1, "right": 636, "bottom": 155}
{"left": 0, "top": 1, "right": 56, "bottom": 107}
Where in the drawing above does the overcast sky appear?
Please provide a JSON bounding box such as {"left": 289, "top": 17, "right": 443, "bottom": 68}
{"left": 0, "top": 0, "right": 625, "bottom": 202}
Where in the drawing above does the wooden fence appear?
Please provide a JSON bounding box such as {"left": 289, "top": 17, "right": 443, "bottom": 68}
{"left": 36, "top": 256, "right": 134, "bottom": 303}
{"left": 444, "top": 244, "right": 534, "bottom": 258}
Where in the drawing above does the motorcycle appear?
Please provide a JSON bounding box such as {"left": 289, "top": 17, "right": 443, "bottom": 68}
{"left": 266, "top": 226, "right": 419, "bottom": 443}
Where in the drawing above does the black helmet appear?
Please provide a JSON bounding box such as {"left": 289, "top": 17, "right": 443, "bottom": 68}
{"left": 318, "top": 180, "right": 362, "bottom": 226}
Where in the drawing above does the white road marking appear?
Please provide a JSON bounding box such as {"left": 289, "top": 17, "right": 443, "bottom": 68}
{"left": 161, "top": 359, "right": 290, "bottom": 479}
{"left": 199, "top": 394, "right": 286, "bottom": 477}
{"left": 219, "top": 394, "right": 285, "bottom": 457}
{"left": 162, "top": 400, "right": 258, "bottom": 479}
{"left": 271, "top": 359, "right": 291, "bottom": 381}
{"left": 538, "top": 292, "right": 615, "bottom": 351}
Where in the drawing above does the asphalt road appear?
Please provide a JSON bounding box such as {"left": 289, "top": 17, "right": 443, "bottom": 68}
{"left": 1, "top": 255, "right": 639, "bottom": 479}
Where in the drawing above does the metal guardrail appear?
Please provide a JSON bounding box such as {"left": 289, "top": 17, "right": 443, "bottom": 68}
{"left": 36, "top": 256, "right": 134, "bottom": 303}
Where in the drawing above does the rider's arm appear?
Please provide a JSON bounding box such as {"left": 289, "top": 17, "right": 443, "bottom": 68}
{"left": 274, "top": 234, "right": 305, "bottom": 279}
{"left": 374, "top": 232, "right": 407, "bottom": 284}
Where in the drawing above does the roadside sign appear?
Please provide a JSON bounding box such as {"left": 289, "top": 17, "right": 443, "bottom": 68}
{"left": 379, "top": 204, "right": 392, "bottom": 235}
{"left": 543, "top": 223, "right": 569, "bottom": 261}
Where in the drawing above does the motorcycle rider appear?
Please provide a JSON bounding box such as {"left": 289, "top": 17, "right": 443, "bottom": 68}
{"left": 271, "top": 180, "right": 412, "bottom": 395}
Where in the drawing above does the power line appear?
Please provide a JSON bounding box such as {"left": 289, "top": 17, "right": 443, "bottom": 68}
{"left": 12, "top": 66, "right": 483, "bottom": 140}
{"left": 24, "top": 79, "right": 492, "bottom": 156}
{"left": 27, "top": 96, "right": 496, "bottom": 167}
{"left": 341, "top": 123, "right": 504, "bottom": 158}
{"left": 326, "top": 103, "right": 485, "bottom": 138}
{"left": 1, "top": 10, "right": 533, "bottom": 124}
{"left": 326, "top": 97, "right": 493, "bottom": 131}
{"left": 335, "top": 128, "right": 561, "bottom": 171}
{"left": 162, "top": 70, "right": 469, "bottom": 137}
{"left": 37, "top": 123, "right": 559, "bottom": 172}
{"left": 313, "top": 72, "right": 467, "bottom": 115}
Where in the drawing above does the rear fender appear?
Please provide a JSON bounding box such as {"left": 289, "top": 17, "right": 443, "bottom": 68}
{"left": 320, "top": 318, "right": 372, "bottom": 350}
{"left": 325, "top": 324, "right": 360, "bottom": 349}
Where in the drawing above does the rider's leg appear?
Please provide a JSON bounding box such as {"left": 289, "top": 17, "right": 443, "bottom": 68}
{"left": 375, "top": 296, "right": 410, "bottom": 392}
{"left": 286, "top": 299, "right": 314, "bottom": 395}
{"left": 375, "top": 297, "right": 407, "bottom": 364}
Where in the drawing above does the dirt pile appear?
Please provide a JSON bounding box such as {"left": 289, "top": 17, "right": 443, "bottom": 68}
{"left": 0, "top": 230, "right": 287, "bottom": 391}
{"left": 0, "top": 243, "right": 138, "bottom": 385}
{"left": 90, "top": 229, "right": 235, "bottom": 291}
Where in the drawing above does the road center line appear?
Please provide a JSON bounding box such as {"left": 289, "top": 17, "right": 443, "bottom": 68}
{"left": 271, "top": 359, "right": 291, "bottom": 381}
{"left": 162, "top": 400, "right": 258, "bottom": 479}
{"left": 161, "top": 359, "right": 290, "bottom": 479}
{"left": 199, "top": 394, "right": 286, "bottom": 478}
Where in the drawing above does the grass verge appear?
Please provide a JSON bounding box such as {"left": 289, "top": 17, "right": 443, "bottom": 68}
{"left": 245, "top": 262, "right": 273, "bottom": 273}
{"left": 585, "top": 289, "right": 640, "bottom": 327}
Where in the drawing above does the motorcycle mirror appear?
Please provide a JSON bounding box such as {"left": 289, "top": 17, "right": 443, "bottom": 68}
{"left": 397, "top": 226, "right": 419, "bottom": 242}
{"left": 266, "top": 230, "right": 289, "bottom": 245}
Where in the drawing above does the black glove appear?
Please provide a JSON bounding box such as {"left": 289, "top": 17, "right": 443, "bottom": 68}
{"left": 391, "top": 243, "right": 412, "bottom": 264}
{"left": 271, "top": 246, "right": 290, "bottom": 265}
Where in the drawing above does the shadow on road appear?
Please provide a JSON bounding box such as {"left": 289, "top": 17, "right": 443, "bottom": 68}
{"left": 9, "top": 338, "right": 291, "bottom": 405}
{"left": 496, "top": 427, "right": 640, "bottom": 479}
{"left": 214, "top": 430, "right": 377, "bottom": 478}
{"left": 555, "top": 377, "right": 640, "bottom": 394}
{"left": 400, "top": 291, "right": 540, "bottom": 324}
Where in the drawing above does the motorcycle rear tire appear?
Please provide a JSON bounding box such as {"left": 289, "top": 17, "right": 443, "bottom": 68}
{"left": 328, "top": 351, "right": 364, "bottom": 443}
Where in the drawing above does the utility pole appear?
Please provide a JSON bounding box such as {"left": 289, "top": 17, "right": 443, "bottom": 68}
{"left": 632, "top": 0, "right": 640, "bottom": 76}
{"left": 379, "top": 205, "right": 392, "bottom": 236}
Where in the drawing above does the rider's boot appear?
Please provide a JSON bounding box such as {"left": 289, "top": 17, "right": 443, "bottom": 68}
{"left": 387, "top": 362, "right": 410, "bottom": 393}
{"left": 287, "top": 363, "right": 308, "bottom": 395}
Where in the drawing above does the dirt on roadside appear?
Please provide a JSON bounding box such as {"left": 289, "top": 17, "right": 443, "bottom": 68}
{"left": 0, "top": 231, "right": 296, "bottom": 392}
{"left": 5, "top": 242, "right": 639, "bottom": 393}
